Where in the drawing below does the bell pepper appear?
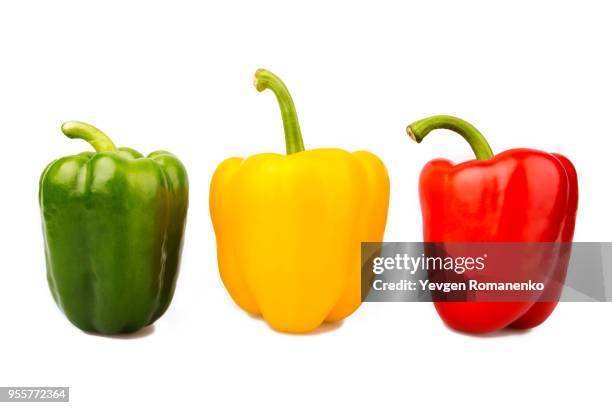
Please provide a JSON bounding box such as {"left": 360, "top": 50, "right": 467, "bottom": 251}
{"left": 210, "top": 69, "right": 390, "bottom": 333}
{"left": 407, "top": 115, "right": 578, "bottom": 334}
{"left": 39, "top": 121, "right": 189, "bottom": 334}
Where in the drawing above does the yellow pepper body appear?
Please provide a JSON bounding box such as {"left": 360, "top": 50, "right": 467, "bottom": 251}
{"left": 210, "top": 148, "right": 389, "bottom": 333}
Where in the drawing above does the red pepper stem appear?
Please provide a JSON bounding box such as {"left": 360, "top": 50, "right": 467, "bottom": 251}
{"left": 407, "top": 115, "right": 494, "bottom": 160}
{"left": 253, "top": 69, "right": 305, "bottom": 155}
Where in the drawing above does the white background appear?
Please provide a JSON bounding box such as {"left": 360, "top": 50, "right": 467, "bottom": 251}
{"left": 1, "top": 1, "right": 611, "bottom": 406}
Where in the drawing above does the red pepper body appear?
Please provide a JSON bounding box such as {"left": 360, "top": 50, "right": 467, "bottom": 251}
{"left": 419, "top": 148, "right": 578, "bottom": 333}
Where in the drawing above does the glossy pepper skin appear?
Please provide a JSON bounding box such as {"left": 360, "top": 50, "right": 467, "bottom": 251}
{"left": 407, "top": 115, "right": 578, "bottom": 334}
{"left": 210, "top": 69, "right": 389, "bottom": 333}
{"left": 40, "top": 122, "right": 188, "bottom": 334}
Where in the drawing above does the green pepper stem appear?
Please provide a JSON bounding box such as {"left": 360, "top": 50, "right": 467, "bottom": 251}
{"left": 407, "top": 115, "right": 494, "bottom": 160}
{"left": 61, "top": 121, "right": 118, "bottom": 153}
{"left": 253, "top": 69, "right": 305, "bottom": 155}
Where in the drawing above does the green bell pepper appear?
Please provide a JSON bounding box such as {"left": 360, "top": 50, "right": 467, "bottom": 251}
{"left": 39, "top": 121, "right": 189, "bottom": 334}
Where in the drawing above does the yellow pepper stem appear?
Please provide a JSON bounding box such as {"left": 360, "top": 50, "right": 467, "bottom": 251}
{"left": 253, "top": 69, "right": 305, "bottom": 155}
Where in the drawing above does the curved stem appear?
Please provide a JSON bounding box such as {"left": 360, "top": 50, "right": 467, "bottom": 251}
{"left": 254, "top": 69, "right": 305, "bottom": 154}
{"left": 61, "top": 121, "right": 118, "bottom": 153}
{"left": 407, "top": 115, "right": 494, "bottom": 160}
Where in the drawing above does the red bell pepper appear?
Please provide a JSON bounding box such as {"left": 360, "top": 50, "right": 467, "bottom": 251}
{"left": 407, "top": 115, "right": 578, "bottom": 334}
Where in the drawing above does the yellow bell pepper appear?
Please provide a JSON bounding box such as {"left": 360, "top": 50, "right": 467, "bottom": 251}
{"left": 210, "top": 69, "right": 389, "bottom": 333}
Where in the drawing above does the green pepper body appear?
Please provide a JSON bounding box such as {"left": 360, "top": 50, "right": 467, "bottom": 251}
{"left": 39, "top": 122, "right": 188, "bottom": 334}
